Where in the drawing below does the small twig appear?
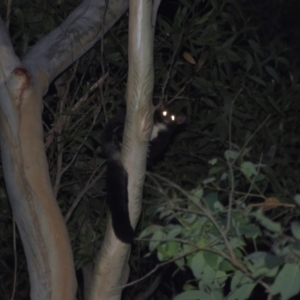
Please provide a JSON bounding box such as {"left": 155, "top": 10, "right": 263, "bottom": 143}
{"left": 146, "top": 173, "right": 272, "bottom": 294}
{"left": 247, "top": 202, "right": 295, "bottom": 209}
{"left": 53, "top": 63, "right": 79, "bottom": 196}
{"left": 52, "top": 77, "right": 104, "bottom": 197}
{"left": 161, "top": 29, "right": 184, "bottom": 98}
{"left": 226, "top": 90, "right": 242, "bottom": 232}
{"left": 244, "top": 154, "right": 264, "bottom": 200}
{"left": 168, "top": 77, "right": 193, "bottom": 105}
{"left": 232, "top": 115, "right": 270, "bottom": 166}
{"left": 122, "top": 247, "right": 200, "bottom": 288}
{"left": 132, "top": 272, "right": 163, "bottom": 300}
{"left": 147, "top": 173, "right": 237, "bottom": 261}
{"left": 207, "top": 184, "right": 265, "bottom": 200}
{"left": 45, "top": 74, "right": 107, "bottom": 150}
{"left": 64, "top": 166, "right": 105, "bottom": 223}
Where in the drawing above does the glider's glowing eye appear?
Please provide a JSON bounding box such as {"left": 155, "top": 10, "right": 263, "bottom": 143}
{"left": 171, "top": 115, "right": 175, "bottom": 121}
{"left": 162, "top": 111, "right": 168, "bottom": 116}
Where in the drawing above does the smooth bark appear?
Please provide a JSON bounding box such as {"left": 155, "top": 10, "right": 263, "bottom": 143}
{"left": 0, "top": 1, "right": 128, "bottom": 299}
{"left": 89, "top": 0, "right": 154, "bottom": 299}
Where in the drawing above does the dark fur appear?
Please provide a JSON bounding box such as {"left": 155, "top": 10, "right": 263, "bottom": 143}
{"left": 106, "top": 159, "right": 133, "bottom": 243}
{"left": 102, "top": 107, "right": 185, "bottom": 243}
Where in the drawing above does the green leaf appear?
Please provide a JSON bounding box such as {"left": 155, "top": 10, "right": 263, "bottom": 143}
{"left": 270, "top": 264, "right": 300, "bottom": 300}
{"left": 213, "top": 201, "right": 224, "bottom": 212}
{"left": 158, "top": 18, "right": 173, "bottom": 32}
{"left": 105, "top": 52, "right": 121, "bottom": 63}
{"left": 239, "top": 222, "right": 261, "bottom": 239}
{"left": 224, "top": 150, "right": 239, "bottom": 161}
{"left": 167, "top": 226, "right": 182, "bottom": 239}
{"left": 163, "top": 241, "right": 179, "bottom": 258}
{"left": 266, "top": 95, "right": 283, "bottom": 115}
{"left": 251, "top": 209, "right": 281, "bottom": 233}
{"left": 203, "top": 251, "right": 222, "bottom": 270}
{"left": 246, "top": 252, "right": 280, "bottom": 277}
{"left": 294, "top": 195, "right": 300, "bottom": 206}
{"left": 191, "top": 188, "right": 204, "bottom": 203}
{"left": 149, "top": 229, "right": 165, "bottom": 251}
{"left": 221, "top": 35, "right": 238, "bottom": 49}
{"left": 190, "top": 252, "right": 205, "bottom": 279}
{"left": 228, "top": 271, "right": 256, "bottom": 300}
{"left": 248, "top": 75, "right": 266, "bottom": 86}
{"left": 229, "top": 237, "right": 245, "bottom": 250}
{"left": 203, "top": 193, "right": 219, "bottom": 211}
{"left": 208, "top": 166, "right": 224, "bottom": 175}
{"left": 228, "top": 282, "right": 256, "bottom": 300}
{"left": 174, "top": 290, "right": 214, "bottom": 300}
{"left": 241, "top": 161, "right": 257, "bottom": 178}
{"left": 208, "top": 158, "right": 218, "bottom": 165}
{"left": 291, "top": 221, "right": 300, "bottom": 240}
{"left": 202, "top": 177, "right": 216, "bottom": 184}
{"left": 225, "top": 49, "right": 240, "bottom": 62}
{"left": 276, "top": 56, "right": 289, "bottom": 65}
{"left": 290, "top": 242, "right": 300, "bottom": 256}
{"left": 265, "top": 66, "right": 280, "bottom": 83}
{"left": 195, "top": 9, "right": 213, "bottom": 25}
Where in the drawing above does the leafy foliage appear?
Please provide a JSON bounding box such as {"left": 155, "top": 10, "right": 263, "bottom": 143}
{"left": 1, "top": 0, "right": 300, "bottom": 299}
{"left": 142, "top": 156, "right": 300, "bottom": 299}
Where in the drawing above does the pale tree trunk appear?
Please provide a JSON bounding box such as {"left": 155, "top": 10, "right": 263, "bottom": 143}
{"left": 88, "top": 0, "right": 154, "bottom": 299}
{"left": 0, "top": 0, "right": 128, "bottom": 299}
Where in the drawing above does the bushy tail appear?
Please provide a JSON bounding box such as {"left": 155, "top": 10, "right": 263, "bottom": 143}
{"left": 106, "top": 159, "right": 134, "bottom": 244}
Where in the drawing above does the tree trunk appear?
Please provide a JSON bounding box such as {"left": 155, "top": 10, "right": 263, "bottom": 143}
{"left": 89, "top": 0, "right": 154, "bottom": 299}
{"left": 0, "top": 1, "right": 128, "bottom": 298}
